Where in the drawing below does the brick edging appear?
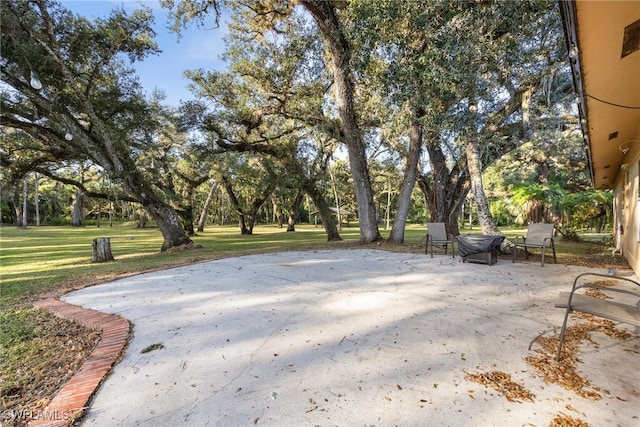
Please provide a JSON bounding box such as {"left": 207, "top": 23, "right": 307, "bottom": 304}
{"left": 28, "top": 298, "right": 131, "bottom": 427}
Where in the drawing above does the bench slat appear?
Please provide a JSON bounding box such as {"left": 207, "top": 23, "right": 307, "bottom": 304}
{"left": 555, "top": 292, "right": 640, "bottom": 327}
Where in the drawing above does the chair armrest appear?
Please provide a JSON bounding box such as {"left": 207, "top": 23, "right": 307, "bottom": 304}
{"left": 513, "top": 235, "right": 525, "bottom": 245}
{"left": 566, "top": 272, "right": 640, "bottom": 306}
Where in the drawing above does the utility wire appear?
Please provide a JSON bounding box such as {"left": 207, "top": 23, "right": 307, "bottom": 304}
{"left": 586, "top": 94, "right": 640, "bottom": 109}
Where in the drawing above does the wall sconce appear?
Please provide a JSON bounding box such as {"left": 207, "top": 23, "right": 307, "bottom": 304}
{"left": 619, "top": 143, "right": 629, "bottom": 154}
{"left": 619, "top": 140, "right": 640, "bottom": 154}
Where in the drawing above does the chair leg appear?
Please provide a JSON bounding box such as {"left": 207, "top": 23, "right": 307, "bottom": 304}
{"left": 541, "top": 247, "right": 546, "bottom": 267}
{"left": 556, "top": 306, "right": 573, "bottom": 361}
{"left": 512, "top": 245, "right": 517, "bottom": 263}
{"left": 552, "top": 243, "right": 557, "bottom": 264}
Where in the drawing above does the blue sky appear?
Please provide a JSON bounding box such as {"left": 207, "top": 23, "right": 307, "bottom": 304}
{"left": 61, "top": 0, "right": 228, "bottom": 107}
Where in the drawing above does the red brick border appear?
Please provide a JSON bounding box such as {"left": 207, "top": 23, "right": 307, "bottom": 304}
{"left": 28, "top": 298, "right": 131, "bottom": 427}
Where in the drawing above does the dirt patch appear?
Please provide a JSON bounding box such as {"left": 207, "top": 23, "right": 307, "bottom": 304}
{"left": 0, "top": 308, "right": 99, "bottom": 427}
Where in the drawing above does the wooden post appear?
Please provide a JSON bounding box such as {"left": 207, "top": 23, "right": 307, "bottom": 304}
{"left": 92, "top": 237, "right": 114, "bottom": 262}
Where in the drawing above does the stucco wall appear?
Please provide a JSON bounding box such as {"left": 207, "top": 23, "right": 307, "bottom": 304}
{"left": 614, "top": 153, "right": 640, "bottom": 274}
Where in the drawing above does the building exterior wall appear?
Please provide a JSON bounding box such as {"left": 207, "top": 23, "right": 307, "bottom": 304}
{"left": 614, "top": 153, "right": 640, "bottom": 274}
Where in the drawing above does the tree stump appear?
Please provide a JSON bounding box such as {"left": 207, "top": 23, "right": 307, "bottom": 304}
{"left": 92, "top": 237, "right": 114, "bottom": 262}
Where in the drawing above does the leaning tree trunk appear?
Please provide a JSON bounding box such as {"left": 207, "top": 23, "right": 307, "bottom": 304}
{"left": 300, "top": 0, "right": 381, "bottom": 244}
{"left": 389, "top": 103, "right": 423, "bottom": 244}
{"left": 146, "top": 202, "right": 196, "bottom": 251}
{"left": 197, "top": 181, "right": 219, "bottom": 232}
{"left": 220, "top": 176, "right": 249, "bottom": 234}
{"left": 465, "top": 136, "right": 501, "bottom": 236}
{"left": 302, "top": 179, "right": 342, "bottom": 241}
{"left": 121, "top": 172, "right": 194, "bottom": 251}
{"left": 328, "top": 164, "right": 342, "bottom": 229}
{"left": 246, "top": 183, "right": 275, "bottom": 235}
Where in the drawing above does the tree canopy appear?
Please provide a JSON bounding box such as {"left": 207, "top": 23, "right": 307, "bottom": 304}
{"left": 1, "top": 0, "right": 194, "bottom": 250}
{"left": 1, "top": 0, "right": 598, "bottom": 248}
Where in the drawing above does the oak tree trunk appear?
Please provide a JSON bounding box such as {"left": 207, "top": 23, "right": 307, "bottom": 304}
{"left": 286, "top": 190, "right": 305, "bottom": 232}
{"left": 121, "top": 172, "right": 195, "bottom": 251}
{"left": 302, "top": 179, "right": 342, "bottom": 241}
{"left": 221, "top": 175, "right": 249, "bottom": 234}
{"left": 22, "top": 179, "right": 28, "bottom": 227}
{"left": 420, "top": 136, "right": 469, "bottom": 237}
{"left": 272, "top": 197, "right": 284, "bottom": 228}
{"left": 197, "top": 181, "right": 219, "bottom": 232}
{"left": 149, "top": 204, "right": 196, "bottom": 251}
{"left": 72, "top": 188, "right": 84, "bottom": 226}
{"left": 465, "top": 137, "right": 501, "bottom": 236}
{"left": 14, "top": 184, "right": 24, "bottom": 228}
{"left": 247, "top": 183, "right": 275, "bottom": 234}
{"left": 389, "top": 105, "right": 423, "bottom": 243}
{"left": 34, "top": 172, "right": 40, "bottom": 226}
{"left": 300, "top": 0, "right": 381, "bottom": 244}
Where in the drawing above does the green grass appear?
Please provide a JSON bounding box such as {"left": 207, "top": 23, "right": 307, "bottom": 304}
{"left": 0, "top": 222, "right": 620, "bottom": 307}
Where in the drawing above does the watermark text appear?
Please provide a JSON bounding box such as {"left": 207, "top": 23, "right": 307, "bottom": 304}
{"left": 1, "top": 408, "right": 84, "bottom": 423}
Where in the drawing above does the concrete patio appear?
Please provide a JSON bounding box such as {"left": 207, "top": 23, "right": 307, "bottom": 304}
{"left": 62, "top": 249, "right": 640, "bottom": 426}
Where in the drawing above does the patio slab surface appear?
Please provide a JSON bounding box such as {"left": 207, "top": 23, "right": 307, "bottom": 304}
{"left": 62, "top": 249, "right": 640, "bottom": 426}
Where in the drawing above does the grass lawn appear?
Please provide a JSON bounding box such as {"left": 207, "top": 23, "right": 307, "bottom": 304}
{"left": 0, "top": 223, "right": 366, "bottom": 306}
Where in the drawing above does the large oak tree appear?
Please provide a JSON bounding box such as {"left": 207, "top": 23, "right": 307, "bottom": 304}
{"left": 1, "top": 0, "right": 194, "bottom": 251}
